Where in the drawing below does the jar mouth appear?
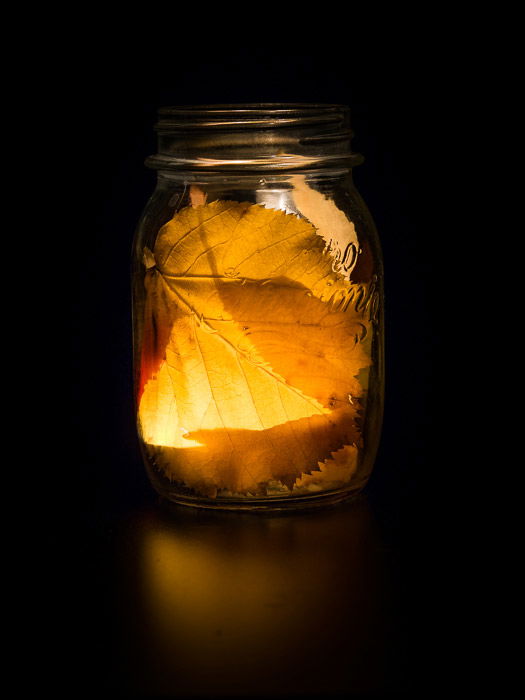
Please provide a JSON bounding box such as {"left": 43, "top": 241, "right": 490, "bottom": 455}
{"left": 148, "top": 103, "right": 362, "bottom": 172}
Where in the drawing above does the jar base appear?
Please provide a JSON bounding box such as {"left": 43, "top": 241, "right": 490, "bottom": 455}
{"left": 150, "top": 481, "right": 369, "bottom": 513}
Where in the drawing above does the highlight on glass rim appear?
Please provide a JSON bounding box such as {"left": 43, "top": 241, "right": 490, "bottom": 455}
{"left": 132, "top": 104, "right": 384, "bottom": 510}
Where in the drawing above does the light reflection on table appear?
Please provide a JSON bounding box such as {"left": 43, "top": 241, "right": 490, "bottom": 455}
{"left": 111, "top": 495, "right": 402, "bottom": 697}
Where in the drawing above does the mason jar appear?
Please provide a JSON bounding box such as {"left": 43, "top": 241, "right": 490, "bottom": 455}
{"left": 132, "top": 104, "right": 384, "bottom": 510}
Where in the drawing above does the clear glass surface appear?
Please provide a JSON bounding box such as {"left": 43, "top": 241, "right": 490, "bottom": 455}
{"left": 132, "top": 105, "right": 384, "bottom": 510}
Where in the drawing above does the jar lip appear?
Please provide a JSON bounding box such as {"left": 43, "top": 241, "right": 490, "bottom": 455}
{"left": 149, "top": 103, "right": 360, "bottom": 172}
{"left": 158, "top": 103, "right": 349, "bottom": 114}
{"left": 156, "top": 103, "right": 350, "bottom": 130}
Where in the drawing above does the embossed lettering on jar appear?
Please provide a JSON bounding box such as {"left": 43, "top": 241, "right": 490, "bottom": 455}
{"left": 132, "top": 104, "right": 384, "bottom": 510}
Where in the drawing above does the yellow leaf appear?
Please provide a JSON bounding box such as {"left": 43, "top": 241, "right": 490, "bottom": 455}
{"left": 138, "top": 201, "right": 372, "bottom": 496}
{"left": 216, "top": 281, "right": 370, "bottom": 407}
{"left": 138, "top": 259, "right": 179, "bottom": 399}
{"left": 293, "top": 445, "right": 359, "bottom": 494}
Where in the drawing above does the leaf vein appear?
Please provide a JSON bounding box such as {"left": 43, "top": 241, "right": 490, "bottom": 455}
{"left": 158, "top": 205, "right": 238, "bottom": 269}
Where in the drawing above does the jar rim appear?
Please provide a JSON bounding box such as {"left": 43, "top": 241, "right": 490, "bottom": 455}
{"left": 158, "top": 103, "right": 349, "bottom": 114}
{"left": 148, "top": 103, "right": 362, "bottom": 172}
{"left": 155, "top": 103, "right": 350, "bottom": 130}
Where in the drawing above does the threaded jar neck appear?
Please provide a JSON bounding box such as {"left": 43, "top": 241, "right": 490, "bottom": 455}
{"left": 146, "top": 104, "right": 363, "bottom": 173}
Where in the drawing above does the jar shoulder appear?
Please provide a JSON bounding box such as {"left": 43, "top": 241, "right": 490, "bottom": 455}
{"left": 132, "top": 174, "right": 382, "bottom": 278}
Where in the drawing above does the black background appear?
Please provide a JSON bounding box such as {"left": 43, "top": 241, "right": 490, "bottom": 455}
{"left": 35, "top": 31, "right": 444, "bottom": 698}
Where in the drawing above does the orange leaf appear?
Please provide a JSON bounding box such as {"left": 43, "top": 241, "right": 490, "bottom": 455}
{"left": 138, "top": 201, "right": 372, "bottom": 496}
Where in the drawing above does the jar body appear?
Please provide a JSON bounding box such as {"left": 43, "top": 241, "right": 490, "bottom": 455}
{"left": 132, "top": 166, "right": 384, "bottom": 510}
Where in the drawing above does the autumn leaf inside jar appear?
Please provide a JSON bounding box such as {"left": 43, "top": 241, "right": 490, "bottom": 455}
{"left": 132, "top": 105, "right": 384, "bottom": 510}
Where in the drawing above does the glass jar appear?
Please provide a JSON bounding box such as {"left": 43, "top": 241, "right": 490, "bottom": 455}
{"left": 132, "top": 104, "right": 384, "bottom": 510}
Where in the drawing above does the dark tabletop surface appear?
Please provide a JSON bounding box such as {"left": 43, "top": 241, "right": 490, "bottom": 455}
{"left": 45, "top": 445, "right": 419, "bottom": 699}
{"left": 114, "top": 494, "right": 402, "bottom": 697}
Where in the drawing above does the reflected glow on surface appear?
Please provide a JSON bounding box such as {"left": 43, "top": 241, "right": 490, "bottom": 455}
{"left": 113, "top": 498, "right": 397, "bottom": 696}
